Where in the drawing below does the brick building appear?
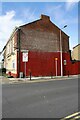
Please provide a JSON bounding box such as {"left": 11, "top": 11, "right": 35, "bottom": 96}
{"left": 2, "top": 14, "right": 80, "bottom": 77}
{"left": 72, "top": 44, "right": 80, "bottom": 61}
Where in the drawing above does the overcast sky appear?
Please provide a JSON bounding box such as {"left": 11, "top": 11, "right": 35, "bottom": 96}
{"left": 0, "top": 1, "right": 79, "bottom": 61}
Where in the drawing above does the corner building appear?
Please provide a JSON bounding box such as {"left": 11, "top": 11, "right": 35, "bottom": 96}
{"left": 3, "top": 14, "right": 79, "bottom": 77}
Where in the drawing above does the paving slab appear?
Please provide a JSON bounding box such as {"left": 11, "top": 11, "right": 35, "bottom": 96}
{"left": 0, "top": 75, "right": 79, "bottom": 84}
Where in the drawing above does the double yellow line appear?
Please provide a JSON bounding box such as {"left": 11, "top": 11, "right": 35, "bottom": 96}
{"left": 61, "top": 112, "right": 80, "bottom": 120}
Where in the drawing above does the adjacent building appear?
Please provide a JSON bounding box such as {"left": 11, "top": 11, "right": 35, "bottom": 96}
{"left": 0, "top": 62, "right": 3, "bottom": 69}
{"left": 2, "top": 14, "right": 80, "bottom": 77}
{"left": 72, "top": 44, "right": 80, "bottom": 61}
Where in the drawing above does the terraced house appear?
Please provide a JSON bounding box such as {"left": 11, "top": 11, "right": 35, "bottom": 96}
{"left": 2, "top": 14, "right": 80, "bottom": 77}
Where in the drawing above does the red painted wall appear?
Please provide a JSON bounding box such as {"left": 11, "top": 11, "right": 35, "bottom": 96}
{"left": 18, "top": 51, "right": 80, "bottom": 77}
{"left": 13, "top": 50, "right": 80, "bottom": 78}
{"left": 63, "top": 53, "right": 80, "bottom": 76}
{"left": 19, "top": 51, "right": 61, "bottom": 77}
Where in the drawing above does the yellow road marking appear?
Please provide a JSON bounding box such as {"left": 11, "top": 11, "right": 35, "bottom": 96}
{"left": 74, "top": 115, "right": 80, "bottom": 119}
{"left": 61, "top": 112, "right": 80, "bottom": 120}
{"left": 65, "top": 112, "right": 80, "bottom": 119}
{"left": 70, "top": 116, "right": 80, "bottom": 120}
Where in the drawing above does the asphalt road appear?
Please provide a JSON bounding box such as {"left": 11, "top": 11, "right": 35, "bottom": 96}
{"left": 2, "top": 78, "right": 78, "bottom": 118}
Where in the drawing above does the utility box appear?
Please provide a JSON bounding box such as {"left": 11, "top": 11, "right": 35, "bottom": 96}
{"left": 19, "top": 72, "right": 23, "bottom": 78}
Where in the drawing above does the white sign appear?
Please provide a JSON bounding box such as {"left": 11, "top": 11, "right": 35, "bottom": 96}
{"left": 64, "top": 60, "right": 67, "bottom": 65}
{"left": 23, "top": 52, "right": 28, "bottom": 62}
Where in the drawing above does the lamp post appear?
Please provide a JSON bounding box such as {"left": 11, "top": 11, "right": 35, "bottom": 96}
{"left": 60, "top": 25, "right": 67, "bottom": 77}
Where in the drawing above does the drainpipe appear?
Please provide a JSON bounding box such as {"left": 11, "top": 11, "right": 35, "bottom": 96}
{"left": 17, "top": 28, "right": 21, "bottom": 78}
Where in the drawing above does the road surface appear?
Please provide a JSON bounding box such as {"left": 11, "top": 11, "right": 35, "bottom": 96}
{"left": 2, "top": 78, "right": 78, "bottom": 118}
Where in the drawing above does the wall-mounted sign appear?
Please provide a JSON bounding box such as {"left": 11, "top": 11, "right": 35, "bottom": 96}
{"left": 64, "top": 60, "right": 67, "bottom": 65}
{"left": 23, "top": 52, "right": 28, "bottom": 62}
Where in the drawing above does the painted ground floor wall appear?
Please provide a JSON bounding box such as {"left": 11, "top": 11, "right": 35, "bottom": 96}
{"left": 9, "top": 50, "right": 80, "bottom": 78}
{"left": 4, "top": 50, "right": 17, "bottom": 77}
{"left": 19, "top": 51, "right": 61, "bottom": 77}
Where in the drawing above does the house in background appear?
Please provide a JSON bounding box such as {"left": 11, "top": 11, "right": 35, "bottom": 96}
{"left": 0, "top": 62, "right": 3, "bottom": 69}
{"left": 2, "top": 14, "right": 80, "bottom": 77}
{"left": 2, "top": 29, "right": 17, "bottom": 77}
{"left": 72, "top": 44, "right": 80, "bottom": 61}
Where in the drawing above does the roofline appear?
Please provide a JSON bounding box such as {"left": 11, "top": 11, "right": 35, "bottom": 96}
{"left": 73, "top": 44, "right": 80, "bottom": 49}
{"left": 2, "top": 27, "right": 19, "bottom": 52}
{"left": 20, "top": 19, "right": 40, "bottom": 28}
{"left": 20, "top": 18, "right": 69, "bottom": 38}
{"left": 50, "top": 21, "right": 69, "bottom": 38}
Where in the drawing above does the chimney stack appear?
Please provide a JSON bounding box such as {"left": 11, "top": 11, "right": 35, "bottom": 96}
{"left": 40, "top": 14, "right": 50, "bottom": 21}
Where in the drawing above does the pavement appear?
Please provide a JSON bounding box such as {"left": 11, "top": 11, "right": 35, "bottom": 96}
{"left": 0, "top": 75, "right": 79, "bottom": 84}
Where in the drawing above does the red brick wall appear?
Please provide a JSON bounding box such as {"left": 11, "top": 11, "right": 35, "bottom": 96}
{"left": 20, "top": 15, "right": 69, "bottom": 52}
{"left": 14, "top": 32, "right": 18, "bottom": 50}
